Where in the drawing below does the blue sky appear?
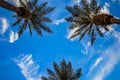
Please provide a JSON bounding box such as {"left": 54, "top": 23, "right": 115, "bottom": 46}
{"left": 0, "top": 0, "right": 120, "bottom": 80}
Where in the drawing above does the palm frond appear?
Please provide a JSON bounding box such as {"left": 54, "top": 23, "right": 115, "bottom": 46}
{"left": 66, "top": 6, "right": 79, "bottom": 16}
{"left": 41, "top": 59, "right": 82, "bottom": 80}
{"left": 13, "top": 0, "right": 54, "bottom": 37}
{"left": 41, "top": 76, "right": 48, "bottom": 80}
{"left": 32, "top": 0, "right": 38, "bottom": 6}
{"left": 40, "top": 24, "right": 53, "bottom": 33}
{"left": 91, "top": 29, "right": 96, "bottom": 45}
{"left": 96, "top": 26, "right": 104, "bottom": 37}
{"left": 71, "top": 69, "right": 82, "bottom": 80}
{"left": 65, "top": 17, "right": 73, "bottom": 22}
{"left": 18, "top": 25, "right": 24, "bottom": 37}
{"left": 47, "top": 68, "right": 56, "bottom": 78}
{"left": 53, "top": 62, "right": 61, "bottom": 76}
{"left": 19, "top": 0, "right": 26, "bottom": 7}
{"left": 42, "top": 7, "right": 55, "bottom": 15}
{"left": 12, "top": 18, "right": 22, "bottom": 26}
{"left": 36, "top": 2, "right": 48, "bottom": 11}
{"left": 41, "top": 16, "right": 52, "bottom": 22}
{"left": 81, "top": 0, "right": 90, "bottom": 13}
{"left": 28, "top": 22, "right": 32, "bottom": 36}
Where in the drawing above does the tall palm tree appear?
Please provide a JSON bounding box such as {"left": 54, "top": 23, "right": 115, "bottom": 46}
{"left": 0, "top": 0, "right": 54, "bottom": 37}
{"left": 41, "top": 59, "right": 82, "bottom": 80}
{"left": 66, "top": 0, "right": 120, "bottom": 45}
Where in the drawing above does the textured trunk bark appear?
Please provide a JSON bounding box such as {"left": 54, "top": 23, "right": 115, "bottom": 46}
{"left": 0, "top": 0, "right": 20, "bottom": 13}
{"left": 110, "top": 18, "right": 120, "bottom": 24}
{"left": 0, "top": 0, "right": 30, "bottom": 18}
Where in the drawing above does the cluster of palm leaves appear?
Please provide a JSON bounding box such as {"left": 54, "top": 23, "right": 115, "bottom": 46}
{"left": 12, "top": 0, "right": 54, "bottom": 37}
{"left": 66, "top": 0, "right": 112, "bottom": 45}
{"left": 41, "top": 59, "right": 82, "bottom": 80}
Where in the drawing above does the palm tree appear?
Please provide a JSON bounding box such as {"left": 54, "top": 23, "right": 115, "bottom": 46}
{"left": 41, "top": 59, "right": 82, "bottom": 80}
{"left": 66, "top": 0, "right": 120, "bottom": 45}
{"left": 0, "top": 0, "right": 54, "bottom": 37}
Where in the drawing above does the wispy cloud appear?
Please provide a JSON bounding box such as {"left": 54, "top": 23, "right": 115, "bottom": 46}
{"left": 87, "top": 30, "right": 120, "bottom": 80}
{"left": 14, "top": 54, "right": 42, "bottom": 80}
{"left": 72, "top": 0, "right": 80, "bottom": 5}
{"left": 6, "top": 0, "right": 29, "bottom": 7}
{"left": 67, "top": 25, "right": 80, "bottom": 41}
{"left": 87, "top": 56, "right": 103, "bottom": 76}
{"left": 53, "top": 19, "right": 66, "bottom": 26}
{"left": 9, "top": 30, "right": 18, "bottom": 43}
{"left": 81, "top": 42, "right": 91, "bottom": 55}
{"left": 0, "top": 18, "right": 9, "bottom": 34}
{"left": 100, "top": 2, "right": 110, "bottom": 14}
{"left": 92, "top": 46, "right": 120, "bottom": 80}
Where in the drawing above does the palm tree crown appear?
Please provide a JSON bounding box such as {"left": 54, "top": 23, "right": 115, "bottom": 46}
{"left": 41, "top": 59, "right": 82, "bottom": 80}
{"left": 12, "top": 0, "right": 54, "bottom": 37}
{"left": 66, "top": 0, "right": 120, "bottom": 45}
{"left": 0, "top": 0, "right": 54, "bottom": 37}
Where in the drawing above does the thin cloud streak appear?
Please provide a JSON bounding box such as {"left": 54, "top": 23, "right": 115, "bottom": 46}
{"left": 53, "top": 19, "right": 66, "bottom": 26}
{"left": 100, "top": 2, "right": 110, "bottom": 14}
{"left": 0, "top": 18, "right": 9, "bottom": 34}
{"left": 9, "top": 30, "right": 18, "bottom": 43}
{"left": 87, "top": 31, "right": 120, "bottom": 80}
{"left": 67, "top": 26, "right": 80, "bottom": 41}
{"left": 88, "top": 56, "right": 103, "bottom": 76}
{"left": 81, "top": 42, "right": 91, "bottom": 55}
{"left": 14, "top": 54, "right": 42, "bottom": 80}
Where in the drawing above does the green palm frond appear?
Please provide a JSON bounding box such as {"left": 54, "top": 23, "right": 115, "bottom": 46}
{"left": 41, "top": 59, "right": 82, "bottom": 80}
{"left": 13, "top": 0, "right": 54, "bottom": 37}
{"left": 71, "top": 69, "right": 82, "bottom": 80}
{"left": 28, "top": 22, "right": 32, "bottom": 36}
{"left": 40, "top": 24, "right": 53, "bottom": 33}
{"left": 66, "top": 0, "right": 104, "bottom": 45}
{"left": 12, "top": 17, "right": 22, "bottom": 26}
{"left": 19, "top": 0, "right": 27, "bottom": 7}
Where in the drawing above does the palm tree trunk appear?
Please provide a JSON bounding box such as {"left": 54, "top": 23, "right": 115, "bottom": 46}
{"left": 110, "top": 17, "right": 120, "bottom": 24}
{"left": 0, "top": 0, "right": 20, "bottom": 13}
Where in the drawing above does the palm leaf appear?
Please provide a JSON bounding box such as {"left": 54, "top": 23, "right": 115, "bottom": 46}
{"left": 40, "top": 24, "right": 53, "bottom": 33}
{"left": 12, "top": 18, "right": 22, "bottom": 26}
{"left": 96, "top": 26, "right": 104, "bottom": 37}
{"left": 19, "top": 0, "right": 26, "bottom": 7}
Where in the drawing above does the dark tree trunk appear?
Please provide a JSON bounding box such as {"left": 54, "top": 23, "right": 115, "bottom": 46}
{"left": 0, "top": 0, "right": 20, "bottom": 12}
{"left": 110, "top": 17, "right": 120, "bottom": 24}
{"left": 0, "top": 0, "right": 30, "bottom": 18}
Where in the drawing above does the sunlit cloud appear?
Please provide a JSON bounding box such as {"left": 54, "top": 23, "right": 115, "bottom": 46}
{"left": 100, "top": 2, "right": 110, "bottom": 14}
{"left": 67, "top": 26, "right": 80, "bottom": 41}
{"left": 6, "top": 0, "right": 29, "bottom": 7}
{"left": 9, "top": 30, "right": 18, "bottom": 43}
{"left": 88, "top": 56, "right": 103, "bottom": 76}
{"left": 0, "top": 18, "right": 9, "bottom": 34}
{"left": 14, "top": 54, "right": 42, "bottom": 80}
{"left": 81, "top": 42, "right": 91, "bottom": 55}
{"left": 87, "top": 31, "right": 120, "bottom": 80}
{"left": 92, "top": 46, "right": 120, "bottom": 80}
{"left": 72, "top": 0, "right": 80, "bottom": 5}
{"left": 53, "top": 19, "right": 66, "bottom": 26}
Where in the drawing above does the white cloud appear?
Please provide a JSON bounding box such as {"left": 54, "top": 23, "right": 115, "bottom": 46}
{"left": 81, "top": 42, "right": 91, "bottom": 55}
{"left": 87, "top": 31, "right": 120, "bottom": 80}
{"left": 53, "top": 19, "right": 66, "bottom": 26}
{"left": 92, "top": 46, "right": 120, "bottom": 80}
{"left": 6, "top": 0, "right": 29, "bottom": 7}
{"left": 67, "top": 25, "right": 80, "bottom": 41}
{"left": 0, "top": 18, "right": 9, "bottom": 34}
{"left": 100, "top": 2, "right": 110, "bottom": 14}
{"left": 14, "top": 54, "right": 42, "bottom": 80}
{"left": 89, "top": 57, "right": 103, "bottom": 73}
{"left": 73, "top": 0, "right": 80, "bottom": 5}
{"left": 9, "top": 30, "right": 18, "bottom": 43}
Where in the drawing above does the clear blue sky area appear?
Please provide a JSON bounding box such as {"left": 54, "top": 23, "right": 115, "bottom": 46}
{"left": 0, "top": 0, "right": 120, "bottom": 80}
